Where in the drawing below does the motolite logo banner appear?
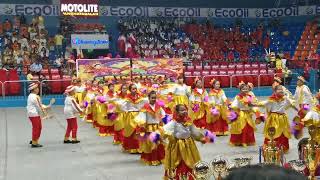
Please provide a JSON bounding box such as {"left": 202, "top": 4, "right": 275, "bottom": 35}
{"left": 60, "top": 0, "right": 99, "bottom": 17}
{"left": 71, "top": 34, "right": 109, "bottom": 49}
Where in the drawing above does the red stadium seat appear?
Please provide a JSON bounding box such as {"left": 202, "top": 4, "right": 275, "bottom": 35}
{"left": 260, "top": 64, "right": 267, "bottom": 69}
{"left": 211, "top": 71, "right": 218, "bottom": 75}
{"left": 193, "top": 71, "right": 201, "bottom": 76}
{"left": 184, "top": 72, "right": 192, "bottom": 76}
{"left": 244, "top": 64, "right": 251, "bottom": 69}
{"left": 195, "top": 66, "right": 202, "bottom": 71}
{"left": 203, "top": 66, "right": 211, "bottom": 70}
{"left": 202, "top": 71, "right": 210, "bottom": 76}
{"left": 185, "top": 76, "right": 195, "bottom": 86}
{"left": 227, "top": 70, "right": 235, "bottom": 75}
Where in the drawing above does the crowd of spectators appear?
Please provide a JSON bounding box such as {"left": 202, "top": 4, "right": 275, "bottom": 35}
{"left": 0, "top": 15, "right": 76, "bottom": 78}
{"left": 117, "top": 18, "right": 203, "bottom": 62}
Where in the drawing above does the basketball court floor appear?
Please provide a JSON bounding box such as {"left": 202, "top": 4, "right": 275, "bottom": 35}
{"left": 0, "top": 103, "right": 308, "bottom": 180}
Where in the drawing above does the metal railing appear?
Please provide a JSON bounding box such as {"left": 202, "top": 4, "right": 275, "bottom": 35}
{"left": 40, "top": 79, "right": 72, "bottom": 97}
{"left": 230, "top": 74, "right": 260, "bottom": 88}
{"left": 3, "top": 80, "right": 40, "bottom": 98}
{"left": 0, "top": 81, "right": 3, "bottom": 97}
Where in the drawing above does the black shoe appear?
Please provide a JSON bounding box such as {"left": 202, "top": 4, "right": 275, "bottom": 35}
{"left": 29, "top": 141, "right": 32, "bottom": 145}
{"left": 31, "top": 144, "right": 43, "bottom": 148}
{"left": 71, "top": 140, "right": 80, "bottom": 144}
{"left": 64, "top": 140, "right": 72, "bottom": 144}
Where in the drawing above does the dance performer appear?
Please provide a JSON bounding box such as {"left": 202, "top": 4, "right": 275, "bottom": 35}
{"left": 294, "top": 76, "right": 314, "bottom": 120}
{"left": 172, "top": 76, "right": 190, "bottom": 110}
{"left": 113, "top": 84, "right": 127, "bottom": 145}
{"left": 120, "top": 84, "right": 147, "bottom": 153}
{"left": 96, "top": 80, "right": 110, "bottom": 136}
{"left": 158, "top": 77, "right": 174, "bottom": 114}
{"left": 135, "top": 91, "right": 166, "bottom": 166}
{"left": 190, "top": 78, "right": 208, "bottom": 129}
{"left": 229, "top": 82, "right": 256, "bottom": 146}
{"left": 206, "top": 79, "right": 229, "bottom": 135}
{"left": 83, "top": 80, "right": 95, "bottom": 123}
{"left": 302, "top": 92, "right": 320, "bottom": 144}
{"left": 272, "top": 76, "right": 293, "bottom": 98}
{"left": 27, "top": 83, "right": 46, "bottom": 148}
{"left": 63, "top": 85, "right": 84, "bottom": 144}
{"left": 261, "top": 85, "right": 297, "bottom": 152}
{"left": 163, "top": 104, "right": 208, "bottom": 179}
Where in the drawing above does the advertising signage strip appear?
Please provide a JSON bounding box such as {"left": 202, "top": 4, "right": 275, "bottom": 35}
{"left": 0, "top": 4, "right": 318, "bottom": 17}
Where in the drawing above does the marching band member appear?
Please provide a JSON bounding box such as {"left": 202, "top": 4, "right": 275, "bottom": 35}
{"left": 302, "top": 92, "right": 320, "bottom": 144}
{"left": 27, "top": 83, "right": 46, "bottom": 148}
{"left": 229, "top": 82, "right": 257, "bottom": 146}
{"left": 206, "top": 79, "right": 229, "bottom": 135}
{"left": 172, "top": 76, "right": 190, "bottom": 110}
{"left": 294, "top": 76, "right": 314, "bottom": 120}
{"left": 63, "top": 85, "right": 84, "bottom": 144}
{"left": 261, "top": 85, "right": 297, "bottom": 152}
{"left": 190, "top": 78, "right": 208, "bottom": 129}
{"left": 120, "top": 84, "right": 148, "bottom": 153}
{"left": 135, "top": 91, "right": 166, "bottom": 166}
{"left": 113, "top": 84, "right": 127, "bottom": 145}
{"left": 163, "top": 104, "right": 210, "bottom": 179}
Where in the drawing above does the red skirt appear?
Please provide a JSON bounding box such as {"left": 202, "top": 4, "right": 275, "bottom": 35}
{"left": 207, "top": 117, "right": 229, "bottom": 136}
{"left": 264, "top": 134, "right": 289, "bottom": 152}
{"left": 193, "top": 116, "right": 207, "bottom": 129}
{"left": 99, "top": 125, "right": 114, "bottom": 136}
{"left": 122, "top": 132, "right": 140, "bottom": 153}
{"left": 86, "top": 113, "right": 93, "bottom": 123}
{"left": 230, "top": 123, "right": 255, "bottom": 146}
{"left": 164, "top": 160, "right": 194, "bottom": 180}
{"left": 141, "top": 144, "right": 165, "bottom": 166}
{"left": 113, "top": 129, "right": 123, "bottom": 145}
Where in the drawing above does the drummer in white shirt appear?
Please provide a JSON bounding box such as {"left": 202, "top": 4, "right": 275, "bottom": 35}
{"left": 26, "top": 83, "right": 45, "bottom": 148}
{"left": 63, "top": 85, "right": 84, "bottom": 144}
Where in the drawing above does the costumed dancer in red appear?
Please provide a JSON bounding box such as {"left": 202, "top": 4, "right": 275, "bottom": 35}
{"left": 206, "top": 79, "right": 229, "bottom": 136}
{"left": 135, "top": 90, "right": 166, "bottom": 165}
{"left": 189, "top": 78, "right": 208, "bottom": 129}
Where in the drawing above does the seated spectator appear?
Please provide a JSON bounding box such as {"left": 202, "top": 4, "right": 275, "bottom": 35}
{"left": 30, "top": 59, "right": 43, "bottom": 74}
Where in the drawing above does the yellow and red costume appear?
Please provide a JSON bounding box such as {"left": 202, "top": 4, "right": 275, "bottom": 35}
{"left": 206, "top": 88, "right": 229, "bottom": 135}
{"left": 120, "top": 93, "right": 147, "bottom": 153}
{"left": 158, "top": 83, "right": 175, "bottom": 114}
{"left": 189, "top": 88, "right": 208, "bottom": 129}
{"left": 229, "top": 93, "right": 256, "bottom": 146}
{"left": 163, "top": 115, "right": 205, "bottom": 180}
{"left": 83, "top": 86, "right": 95, "bottom": 123}
{"left": 135, "top": 102, "right": 166, "bottom": 165}
{"left": 261, "top": 94, "right": 295, "bottom": 152}
{"left": 172, "top": 83, "right": 190, "bottom": 109}
{"left": 302, "top": 104, "right": 320, "bottom": 144}
{"left": 112, "top": 91, "right": 127, "bottom": 145}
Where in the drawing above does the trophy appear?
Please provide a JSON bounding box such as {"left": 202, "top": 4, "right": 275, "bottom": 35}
{"left": 261, "top": 127, "right": 284, "bottom": 165}
{"left": 211, "top": 157, "right": 229, "bottom": 180}
{"left": 233, "top": 157, "right": 252, "bottom": 168}
{"left": 192, "top": 161, "right": 211, "bottom": 180}
{"left": 302, "top": 125, "right": 320, "bottom": 180}
{"left": 288, "top": 160, "right": 306, "bottom": 174}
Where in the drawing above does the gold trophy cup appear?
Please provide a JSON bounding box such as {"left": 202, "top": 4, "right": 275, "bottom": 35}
{"left": 211, "top": 158, "right": 229, "bottom": 180}
{"left": 192, "top": 161, "right": 211, "bottom": 180}
{"left": 262, "top": 127, "right": 283, "bottom": 165}
{"left": 302, "top": 125, "right": 320, "bottom": 180}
